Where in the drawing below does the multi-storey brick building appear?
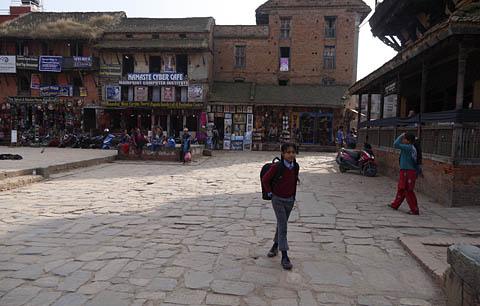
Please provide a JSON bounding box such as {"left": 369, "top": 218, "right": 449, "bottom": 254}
{"left": 208, "top": 0, "right": 370, "bottom": 150}
{"left": 93, "top": 17, "right": 215, "bottom": 137}
{"left": 0, "top": 9, "right": 125, "bottom": 142}
{"left": 1, "top": 0, "right": 371, "bottom": 150}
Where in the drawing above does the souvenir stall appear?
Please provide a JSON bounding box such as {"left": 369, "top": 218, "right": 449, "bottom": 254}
{"left": 253, "top": 105, "right": 337, "bottom": 150}
{"left": 206, "top": 104, "right": 253, "bottom": 150}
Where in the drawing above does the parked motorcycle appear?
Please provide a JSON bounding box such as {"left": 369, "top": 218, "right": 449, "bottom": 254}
{"left": 102, "top": 134, "right": 116, "bottom": 149}
{"left": 336, "top": 143, "right": 377, "bottom": 177}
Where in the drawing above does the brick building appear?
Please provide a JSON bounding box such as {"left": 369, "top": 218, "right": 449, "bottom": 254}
{"left": 93, "top": 17, "right": 215, "bottom": 137}
{"left": 349, "top": 0, "right": 480, "bottom": 206}
{"left": 208, "top": 0, "right": 370, "bottom": 150}
{"left": 0, "top": 10, "right": 125, "bottom": 142}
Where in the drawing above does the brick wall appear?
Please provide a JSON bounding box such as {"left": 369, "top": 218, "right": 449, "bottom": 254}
{"left": 373, "top": 148, "right": 480, "bottom": 207}
{"left": 213, "top": 3, "right": 362, "bottom": 86}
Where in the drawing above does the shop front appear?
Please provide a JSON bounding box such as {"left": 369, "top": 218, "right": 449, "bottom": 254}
{"left": 206, "top": 104, "right": 254, "bottom": 151}
{"left": 253, "top": 105, "right": 337, "bottom": 151}
{"left": 7, "top": 96, "right": 84, "bottom": 143}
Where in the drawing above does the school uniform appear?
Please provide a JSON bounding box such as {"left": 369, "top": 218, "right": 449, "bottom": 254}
{"left": 390, "top": 136, "right": 419, "bottom": 214}
{"left": 262, "top": 159, "right": 298, "bottom": 251}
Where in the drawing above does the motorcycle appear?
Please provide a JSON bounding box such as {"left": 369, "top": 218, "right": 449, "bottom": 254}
{"left": 336, "top": 143, "right": 377, "bottom": 177}
{"left": 102, "top": 134, "right": 116, "bottom": 149}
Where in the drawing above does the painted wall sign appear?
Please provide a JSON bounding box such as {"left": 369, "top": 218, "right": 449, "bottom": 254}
{"left": 39, "top": 56, "right": 62, "bottom": 72}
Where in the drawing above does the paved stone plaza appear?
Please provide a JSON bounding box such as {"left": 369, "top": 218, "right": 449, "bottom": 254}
{"left": 1, "top": 151, "right": 479, "bottom": 306}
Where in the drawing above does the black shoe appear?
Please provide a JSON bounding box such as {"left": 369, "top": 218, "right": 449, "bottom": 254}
{"left": 267, "top": 245, "right": 278, "bottom": 257}
{"left": 281, "top": 256, "right": 292, "bottom": 270}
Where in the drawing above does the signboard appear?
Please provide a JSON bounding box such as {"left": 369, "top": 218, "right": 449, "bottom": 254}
{"left": 106, "top": 85, "right": 121, "bottom": 101}
{"left": 0, "top": 56, "right": 16, "bottom": 73}
{"left": 100, "top": 64, "right": 122, "bottom": 78}
{"left": 8, "top": 97, "right": 58, "bottom": 104}
{"left": 40, "top": 86, "right": 60, "bottom": 97}
{"left": 31, "top": 74, "right": 41, "bottom": 89}
{"left": 39, "top": 56, "right": 62, "bottom": 72}
{"left": 162, "top": 87, "right": 175, "bottom": 102}
{"left": 58, "top": 86, "right": 73, "bottom": 97}
{"left": 119, "top": 73, "right": 188, "bottom": 87}
{"left": 135, "top": 86, "right": 148, "bottom": 101}
{"left": 188, "top": 84, "right": 203, "bottom": 102}
{"left": 280, "top": 58, "right": 289, "bottom": 72}
{"left": 106, "top": 101, "right": 203, "bottom": 108}
{"left": 80, "top": 87, "right": 88, "bottom": 97}
{"left": 16, "top": 56, "right": 38, "bottom": 69}
{"left": 11, "top": 130, "right": 17, "bottom": 143}
{"left": 73, "top": 56, "right": 92, "bottom": 68}
{"left": 39, "top": 86, "right": 73, "bottom": 97}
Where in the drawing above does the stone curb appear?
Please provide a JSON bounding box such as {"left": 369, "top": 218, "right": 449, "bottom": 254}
{"left": 399, "top": 236, "right": 480, "bottom": 292}
{"left": 0, "top": 155, "right": 116, "bottom": 191}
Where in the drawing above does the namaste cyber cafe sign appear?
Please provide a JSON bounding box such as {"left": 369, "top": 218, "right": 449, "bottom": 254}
{"left": 119, "top": 73, "right": 189, "bottom": 87}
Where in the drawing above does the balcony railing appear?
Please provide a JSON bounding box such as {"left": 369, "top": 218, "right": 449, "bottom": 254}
{"left": 358, "top": 124, "right": 480, "bottom": 163}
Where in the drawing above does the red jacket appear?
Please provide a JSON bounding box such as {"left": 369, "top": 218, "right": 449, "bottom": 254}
{"left": 262, "top": 163, "right": 297, "bottom": 198}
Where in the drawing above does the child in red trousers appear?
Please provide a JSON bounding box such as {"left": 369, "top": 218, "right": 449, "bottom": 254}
{"left": 389, "top": 133, "right": 420, "bottom": 215}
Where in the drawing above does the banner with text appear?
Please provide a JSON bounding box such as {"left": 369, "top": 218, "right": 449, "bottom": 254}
{"left": 39, "top": 56, "right": 62, "bottom": 72}
{"left": 0, "top": 56, "right": 16, "bottom": 73}
{"left": 100, "top": 64, "right": 122, "bottom": 78}
{"left": 73, "top": 56, "right": 92, "bottom": 68}
{"left": 16, "top": 56, "right": 39, "bottom": 70}
{"left": 119, "top": 73, "right": 188, "bottom": 87}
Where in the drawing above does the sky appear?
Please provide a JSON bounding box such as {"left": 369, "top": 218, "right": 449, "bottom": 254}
{"left": 3, "top": 0, "right": 397, "bottom": 80}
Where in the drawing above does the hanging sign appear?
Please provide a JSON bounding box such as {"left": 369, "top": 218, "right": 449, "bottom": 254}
{"left": 280, "top": 58, "right": 289, "bottom": 72}
{"left": 39, "top": 56, "right": 62, "bottom": 72}
{"left": 0, "top": 56, "right": 16, "bottom": 73}
{"left": 164, "top": 55, "right": 175, "bottom": 72}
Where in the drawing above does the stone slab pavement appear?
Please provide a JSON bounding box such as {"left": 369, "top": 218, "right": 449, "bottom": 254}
{"left": 1, "top": 151, "right": 480, "bottom": 306}
{"left": 0, "top": 146, "right": 117, "bottom": 179}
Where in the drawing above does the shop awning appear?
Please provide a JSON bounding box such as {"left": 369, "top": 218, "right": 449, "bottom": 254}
{"left": 208, "top": 82, "right": 348, "bottom": 108}
{"left": 94, "top": 39, "right": 210, "bottom": 51}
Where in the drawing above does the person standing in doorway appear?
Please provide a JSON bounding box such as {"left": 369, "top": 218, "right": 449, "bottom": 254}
{"left": 388, "top": 133, "right": 420, "bottom": 215}
{"left": 262, "top": 143, "right": 300, "bottom": 270}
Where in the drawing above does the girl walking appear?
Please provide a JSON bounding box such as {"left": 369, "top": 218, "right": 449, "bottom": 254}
{"left": 261, "top": 143, "right": 300, "bottom": 270}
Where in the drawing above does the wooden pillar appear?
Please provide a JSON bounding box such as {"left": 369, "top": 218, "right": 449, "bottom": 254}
{"left": 396, "top": 73, "right": 402, "bottom": 118}
{"left": 456, "top": 44, "right": 467, "bottom": 110}
{"left": 367, "top": 93, "right": 372, "bottom": 122}
{"left": 380, "top": 87, "right": 385, "bottom": 119}
{"left": 357, "top": 94, "right": 362, "bottom": 132}
{"left": 420, "top": 61, "right": 428, "bottom": 114}
{"left": 474, "top": 80, "right": 480, "bottom": 110}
